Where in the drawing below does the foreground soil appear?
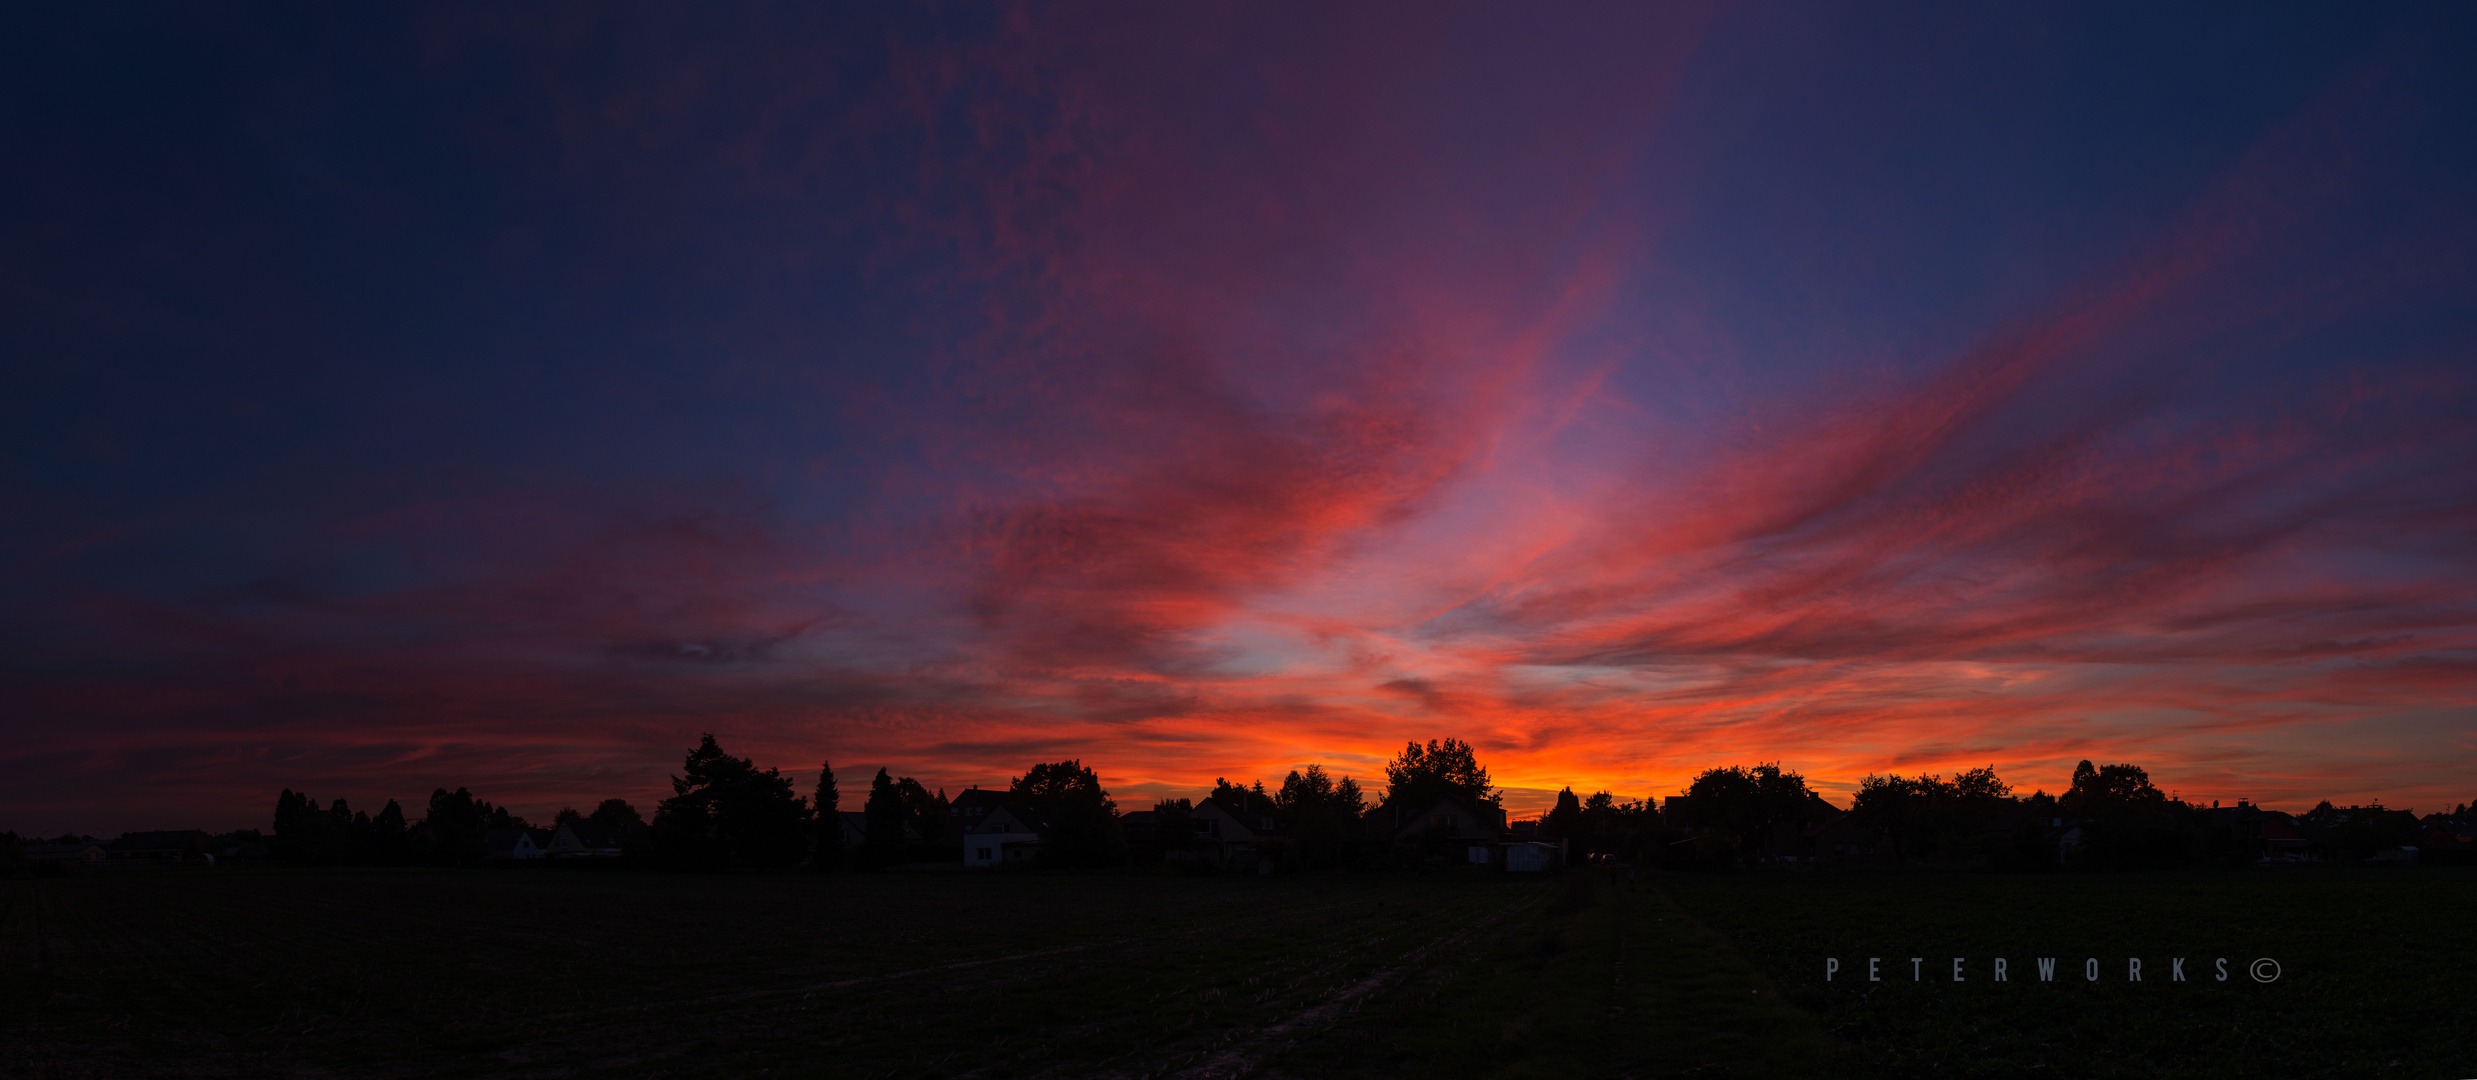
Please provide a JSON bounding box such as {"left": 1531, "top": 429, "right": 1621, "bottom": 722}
{"left": 0, "top": 865, "right": 2465, "bottom": 1078}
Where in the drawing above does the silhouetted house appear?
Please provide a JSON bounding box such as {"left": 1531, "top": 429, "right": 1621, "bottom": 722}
{"left": 2420, "top": 814, "right": 2475, "bottom": 852}
{"left": 961, "top": 804, "right": 1044, "bottom": 867}
{"left": 1754, "top": 794, "right": 1845, "bottom": 864}
{"left": 1364, "top": 794, "right": 1508, "bottom": 847}
{"left": 943, "top": 786, "right": 1012, "bottom": 844}
{"left": 1507, "top": 818, "right": 1543, "bottom": 841}
{"left": 108, "top": 830, "right": 211, "bottom": 864}
{"left": 27, "top": 842, "right": 107, "bottom": 867}
{"left": 1118, "top": 809, "right": 1158, "bottom": 846}
{"left": 1984, "top": 794, "right": 2068, "bottom": 837}
{"left": 2203, "top": 801, "right": 2311, "bottom": 862}
{"left": 548, "top": 820, "right": 624, "bottom": 857}
{"left": 1808, "top": 814, "right": 1881, "bottom": 864}
{"left": 483, "top": 827, "right": 544, "bottom": 860}
{"left": 1193, "top": 794, "right": 1288, "bottom": 872}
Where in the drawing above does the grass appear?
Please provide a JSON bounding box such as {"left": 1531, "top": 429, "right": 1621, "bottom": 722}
{"left": 0, "top": 865, "right": 2466, "bottom": 1078}
{"left": 1657, "top": 865, "right": 2477, "bottom": 1078}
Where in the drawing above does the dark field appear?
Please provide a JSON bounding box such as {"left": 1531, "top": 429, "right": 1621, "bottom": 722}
{"left": 1, "top": 866, "right": 2469, "bottom": 1079}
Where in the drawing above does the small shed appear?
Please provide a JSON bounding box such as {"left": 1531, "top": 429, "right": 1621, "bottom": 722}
{"left": 1503, "top": 841, "right": 1561, "bottom": 873}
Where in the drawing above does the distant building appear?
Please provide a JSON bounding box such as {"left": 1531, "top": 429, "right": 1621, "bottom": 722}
{"left": 1363, "top": 794, "right": 1507, "bottom": 847}
{"left": 1502, "top": 841, "right": 1560, "bottom": 873}
{"left": 1192, "top": 794, "right": 1286, "bottom": 873}
{"left": 108, "top": 830, "right": 212, "bottom": 864}
{"left": 548, "top": 820, "right": 625, "bottom": 857}
{"left": 1118, "top": 809, "right": 1159, "bottom": 847}
{"left": 944, "top": 787, "right": 1012, "bottom": 844}
{"left": 483, "top": 827, "right": 545, "bottom": 860}
{"left": 26, "top": 842, "right": 107, "bottom": 867}
{"left": 962, "top": 804, "right": 1044, "bottom": 867}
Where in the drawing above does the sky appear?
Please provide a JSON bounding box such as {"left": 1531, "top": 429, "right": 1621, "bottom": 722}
{"left": 5, "top": 3, "right": 2475, "bottom": 835}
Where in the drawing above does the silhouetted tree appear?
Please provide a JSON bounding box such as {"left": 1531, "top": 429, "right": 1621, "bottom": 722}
{"left": 1152, "top": 797, "right": 1196, "bottom": 858}
{"left": 1383, "top": 738, "right": 1500, "bottom": 808}
{"left": 273, "top": 788, "right": 349, "bottom": 864}
{"left": 862, "top": 768, "right": 906, "bottom": 868}
{"left": 2058, "top": 760, "right": 2181, "bottom": 869}
{"left": 1541, "top": 787, "right": 1585, "bottom": 846}
{"left": 370, "top": 799, "right": 409, "bottom": 864}
{"left": 590, "top": 798, "right": 644, "bottom": 829}
{"left": 1010, "top": 760, "right": 1121, "bottom": 867}
{"left": 812, "top": 761, "right": 843, "bottom": 870}
{"left": 1683, "top": 763, "right": 1814, "bottom": 864}
{"left": 893, "top": 776, "right": 948, "bottom": 852}
{"left": 653, "top": 734, "right": 812, "bottom": 869}
{"left": 416, "top": 786, "right": 493, "bottom": 865}
{"left": 555, "top": 807, "right": 583, "bottom": 825}
{"left": 1274, "top": 765, "right": 1367, "bottom": 869}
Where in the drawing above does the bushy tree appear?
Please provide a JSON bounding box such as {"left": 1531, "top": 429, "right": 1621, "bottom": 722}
{"left": 812, "top": 761, "right": 843, "bottom": 870}
{"left": 862, "top": 768, "right": 906, "bottom": 868}
{"left": 653, "top": 734, "right": 812, "bottom": 870}
{"left": 1151, "top": 797, "right": 1196, "bottom": 858}
{"left": 1383, "top": 738, "right": 1499, "bottom": 808}
{"left": 1683, "top": 763, "right": 1814, "bottom": 864}
{"left": 590, "top": 798, "right": 644, "bottom": 829}
{"left": 1849, "top": 767, "right": 2013, "bottom": 866}
{"left": 273, "top": 788, "right": 349, "bottom": 865}
{"left": 893, "top": 776, "right": 949, "bottom": 851}
{"left": 370, "top": 798, "right": 410, "bottom": 864}
{"left": 1541, "top": 787, "right": 1585, "bottom": 845}
{"left": 2058, "top": 760, "right": 2184, "bottom": 869}
{"left": 1009, "top": 759, "right": 1121, "bottom": 867}
{"left": 1274, "top": 765, "right": 1367, "bottom": 869}
{"left": 414, "top": 786, "right": 495, "bottom": 865}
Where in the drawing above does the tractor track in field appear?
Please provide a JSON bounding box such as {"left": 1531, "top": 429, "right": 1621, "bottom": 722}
{"left": 1145, "top": 889, "right": 1549, "bottom": 1080}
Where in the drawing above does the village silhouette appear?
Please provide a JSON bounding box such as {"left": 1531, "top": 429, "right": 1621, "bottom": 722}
{"left": 13, "top": 735, "right": 2465, "bottom": 876}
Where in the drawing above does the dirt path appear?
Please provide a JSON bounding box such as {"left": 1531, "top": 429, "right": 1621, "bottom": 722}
{"left": 1158, "top": 891, "right": 1547, "bottom": 1080}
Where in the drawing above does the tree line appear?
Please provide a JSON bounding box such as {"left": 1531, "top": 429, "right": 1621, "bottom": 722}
{"left": 1537, "top": 759, "right": 2472, "bottom": 871}
{"left": 146, "top": 734, "right": 2470, "bottom": 874}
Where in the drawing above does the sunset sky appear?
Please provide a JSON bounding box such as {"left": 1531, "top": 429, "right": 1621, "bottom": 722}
{"left": 6, "top": 4, "right": 2475, "bottom": 835}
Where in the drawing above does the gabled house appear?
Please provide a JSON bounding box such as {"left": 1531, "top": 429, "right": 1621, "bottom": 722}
{"left": 2420, "top": 814, "right": 2474, "bottom": 852}
{"left": 944, "top": 786, "right": 1013, "bottom": 844}
{"left": 961, "top": 803, "right": 1045, "bottom": 867}
{"left": 108, "top": 830, "right": 211, "bottom": 864}
{"left": 548, "top": 819, "right": 625, "bottom": 857}
{"left": 2202, "top": 801, "right": 2311, "bottom": 862}
{"left": 1190, "top": 794, "right": 1287, "bottom": 872}
{"left": 1808, "top": 812, "right": 1880, "bottom": 864}
{"left": 483, "top": 827, "right": 545, "bottom": 860}
{"left": 1363, "top": 794, "right": 1507, "bottom": 850}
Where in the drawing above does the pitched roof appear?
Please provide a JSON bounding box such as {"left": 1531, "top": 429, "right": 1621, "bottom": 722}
{"left": 950, "top": 787, "right": 1012, "bottom": 812}
{"left": 559, "top": 819, "right": 619, "bottom": 848}
{"left": 482, "top": 827, "right": 537, "bottom": 853}
{"left": 109, "top": 830, "right": 207, "bottom": 853}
